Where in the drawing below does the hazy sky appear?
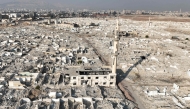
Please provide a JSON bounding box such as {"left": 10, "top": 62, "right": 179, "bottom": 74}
{"left": 1, "top": 0, "right": 190, "bottom": 11}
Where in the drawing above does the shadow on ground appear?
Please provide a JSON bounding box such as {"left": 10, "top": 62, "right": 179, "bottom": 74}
{"left": 116, "top": 54, "right": 150, "bottom": 84}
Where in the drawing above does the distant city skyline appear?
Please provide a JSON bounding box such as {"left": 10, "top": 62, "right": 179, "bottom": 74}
{"left": 0, "top": 0, "right": 190, "bottom": 11}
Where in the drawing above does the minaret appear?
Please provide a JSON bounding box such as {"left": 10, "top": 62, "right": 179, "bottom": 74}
{"left": 48, "top": 17, "right": 51, "bottom": 25}
{"left": 112, "top": 19, "right": 119, "bottom": 74}
{"left": 149, "top": 17, "right": 152, "bottom": 27}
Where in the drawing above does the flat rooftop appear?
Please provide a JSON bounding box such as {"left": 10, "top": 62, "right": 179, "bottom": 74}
{"left": 65, "top": 66, "right": 112, "bottom": 76}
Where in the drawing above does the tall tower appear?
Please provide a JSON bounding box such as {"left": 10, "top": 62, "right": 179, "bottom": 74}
{"left": 149, "top": 17, "right": 152, "bottom": 27}
{"left": 48, "top": 17, "right": 51, "bottom": 25}
{"left": 112, "top": 19, "right": 120, "bottom": 74}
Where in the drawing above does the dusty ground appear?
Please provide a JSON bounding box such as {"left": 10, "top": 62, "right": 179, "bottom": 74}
{"left": 165, "top": 28, "right": 190, "bottom": 35}
{"left": 121, "top": 15, "right": 190, "bottom": 22}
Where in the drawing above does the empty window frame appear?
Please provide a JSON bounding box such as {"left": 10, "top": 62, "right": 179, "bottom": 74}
{"left": 110, "top": 76, "right": 114, "bottom": 79}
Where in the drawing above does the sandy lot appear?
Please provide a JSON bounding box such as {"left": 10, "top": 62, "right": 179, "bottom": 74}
{"left": 121, "top": 15, "right": 190, "bottom": 22}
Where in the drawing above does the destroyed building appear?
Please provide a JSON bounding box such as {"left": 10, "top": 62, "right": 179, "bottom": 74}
{"left": 0, "top": 19, "right": 139, "bottom": 109}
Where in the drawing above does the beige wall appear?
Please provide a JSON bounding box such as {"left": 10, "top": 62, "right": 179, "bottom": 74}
{"left": 70, "top": 74, "right": 116, "bottom": 87}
